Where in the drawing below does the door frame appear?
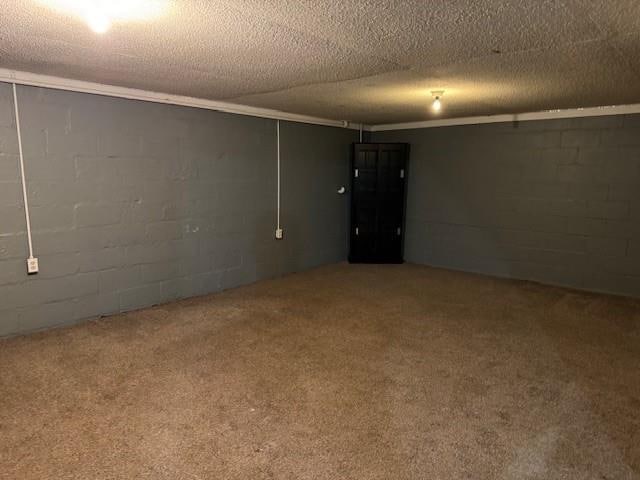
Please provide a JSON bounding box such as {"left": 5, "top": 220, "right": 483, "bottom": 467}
{"left": 349, "top": 142, "right": 409, "bottom": 264}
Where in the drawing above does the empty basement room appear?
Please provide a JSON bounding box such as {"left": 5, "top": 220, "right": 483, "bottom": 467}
{"left": 1, "top": 1, "right": 640, "bottom": 478}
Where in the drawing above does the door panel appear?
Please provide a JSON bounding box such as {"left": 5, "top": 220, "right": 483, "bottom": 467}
{"left": 350, "top": 143, "right": 408, "bottom": 263}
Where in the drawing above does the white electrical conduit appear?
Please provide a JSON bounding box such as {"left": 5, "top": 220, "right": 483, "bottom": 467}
{"left": 276, "top": 120, "right": 281, "bottom": 236}
{"left": 12, "top": 83, "right": 35, "bottom": 262}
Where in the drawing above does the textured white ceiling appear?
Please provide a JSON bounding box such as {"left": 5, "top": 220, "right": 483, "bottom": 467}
{"left": 1, "top": 0, "right": 639, "bottom": 124}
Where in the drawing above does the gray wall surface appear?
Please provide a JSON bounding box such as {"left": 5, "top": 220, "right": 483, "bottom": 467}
{"left": 0, "top": 83, "right": 355, "bottom": 336}
{"left": 374, "top": 115, "right": 640, "bottom": 297}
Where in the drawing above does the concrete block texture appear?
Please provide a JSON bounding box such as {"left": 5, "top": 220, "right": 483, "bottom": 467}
{"left": 374, "top": 114, "right": 640, "bottom": 298}
{"left": 0, "top": 83, "right": 355, "bottom": 336}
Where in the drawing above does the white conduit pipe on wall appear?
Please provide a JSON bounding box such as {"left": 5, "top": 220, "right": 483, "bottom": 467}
{"left": 275, "top": 120, "right": 283, "bottom": 239}
{"left": 12, "top": 83, "right": 38, "bottom": 273}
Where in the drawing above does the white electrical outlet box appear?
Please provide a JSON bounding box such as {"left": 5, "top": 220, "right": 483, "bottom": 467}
{"left": 27, "top": 257, "right": 39, "bottom": 274}
{"left": 275, "top": 228, "right": 284, "bottom": 240}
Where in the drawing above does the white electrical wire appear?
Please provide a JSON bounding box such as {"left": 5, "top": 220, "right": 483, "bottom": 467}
{"left": 276, "top": 120, "right": 281, "bottom": 230}
{"left": 12, "top": 83, "right": 34, "bottom": 260}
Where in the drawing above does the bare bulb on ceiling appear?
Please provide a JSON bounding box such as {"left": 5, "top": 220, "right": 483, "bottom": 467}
{"left": 37, "top": 1, "right": 169, "bottom": 34}
{"left": 431, "top": 90, "right": 445, "bottom": 113}
{"left": 86, "top": 10, "right": 111, "bottom": 33}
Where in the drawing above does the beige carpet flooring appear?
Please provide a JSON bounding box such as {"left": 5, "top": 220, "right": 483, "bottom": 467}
{"left": 1, "top": 263, "right": 639, "bottom": 479}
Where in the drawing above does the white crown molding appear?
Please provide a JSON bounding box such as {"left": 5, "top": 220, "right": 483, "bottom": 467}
{"left": 0, "top": 68, "right": 365, "bottom": 131}
{"left": 370, "top": 104, "right": 640, "bottom": 131}
{"left": 3, "top": 68, "right": 639, "bottom": 132}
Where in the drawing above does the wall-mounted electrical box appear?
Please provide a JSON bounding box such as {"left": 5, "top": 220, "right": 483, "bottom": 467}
{"left": 27, "top": 257, "right": 39, "bottom": 274}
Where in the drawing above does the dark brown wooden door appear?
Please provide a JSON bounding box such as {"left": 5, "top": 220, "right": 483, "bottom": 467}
{"left": 350, "top": 143, "right": 408, "bottom": 263}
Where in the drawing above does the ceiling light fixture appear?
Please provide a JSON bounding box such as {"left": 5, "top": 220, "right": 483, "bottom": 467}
{"left": 86, "top": 10, "right": 111, "bottom": 34}
{"left": 37, "top": 0, "right": 169, "bottom": 34}
{"left": 431, "top": 91, "right": 444, "bottom": 113}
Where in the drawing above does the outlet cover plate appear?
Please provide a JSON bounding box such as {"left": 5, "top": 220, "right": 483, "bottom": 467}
{"left": 27, "top": 257, "right": 39, "bottom": 274}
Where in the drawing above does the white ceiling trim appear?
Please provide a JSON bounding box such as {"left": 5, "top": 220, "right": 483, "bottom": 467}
{"left": 2, "top": 68, "right": 639, "bottom": 132}
{"left": 369, "top": 104, "right": 640, "bottom": 131}
{"left": 0, "top": 68, "right": 363, "bottom": 130}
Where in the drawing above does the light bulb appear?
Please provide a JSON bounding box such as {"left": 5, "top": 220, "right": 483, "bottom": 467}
{"left": 86, "top": 10, "right": 110, "bottom": 33}
{"left": 37, "top": 1, "right": 170, "bottom": 34}
{"left": 432, "top": 97, "right": 442, "bottom": 112}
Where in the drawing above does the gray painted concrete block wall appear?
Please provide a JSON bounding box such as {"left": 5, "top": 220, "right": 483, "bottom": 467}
{"left": 374, "top": 115, "right": 640, "bottom": 297}
{"left": 0, "top": 83, "right": 355, "bottom": 336}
